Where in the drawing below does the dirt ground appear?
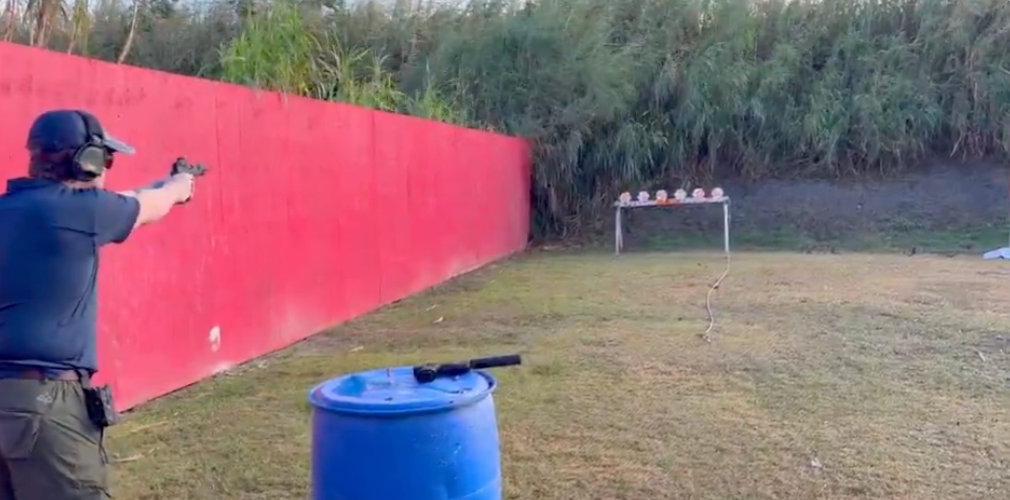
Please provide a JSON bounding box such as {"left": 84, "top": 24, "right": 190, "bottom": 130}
{"left": 107, "top": 250, "right": 1010, "bottom": 500}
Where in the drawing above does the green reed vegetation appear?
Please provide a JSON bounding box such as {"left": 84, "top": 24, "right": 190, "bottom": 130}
{"left": 5, "top": 0, "right": 1010, "bottom": 235}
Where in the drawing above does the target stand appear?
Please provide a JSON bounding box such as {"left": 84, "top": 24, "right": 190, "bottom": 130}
{"left": 613, "top": 189, "right": 731, "bottom": 256}
{"left": 983, "top": 245, "right": 1010, "bottom": 260}
{"left": 982, "top": 176, "right": 1010, "bottom": 260}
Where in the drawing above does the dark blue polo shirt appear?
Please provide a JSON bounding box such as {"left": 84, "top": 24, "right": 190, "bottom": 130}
{"left": 0, "top": 178, "right": 140, "bottom": 376}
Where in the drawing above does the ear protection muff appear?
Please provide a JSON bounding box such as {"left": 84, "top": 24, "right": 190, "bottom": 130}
{"left": 70, "top": 111, "right": 112, "bottom": 181}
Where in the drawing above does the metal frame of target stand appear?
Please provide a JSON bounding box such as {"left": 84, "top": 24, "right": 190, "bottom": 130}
{"left": 614, "top": 197, "right": 731, "bottom": 255}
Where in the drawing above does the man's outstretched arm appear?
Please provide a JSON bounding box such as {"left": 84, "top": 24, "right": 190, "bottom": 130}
{"left": 117, "top": 173, "right": 193, "bottom": 229}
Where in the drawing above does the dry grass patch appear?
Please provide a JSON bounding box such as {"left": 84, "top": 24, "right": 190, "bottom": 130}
{"left": 107, "top": 251, "right": 1010, "bottom": 500}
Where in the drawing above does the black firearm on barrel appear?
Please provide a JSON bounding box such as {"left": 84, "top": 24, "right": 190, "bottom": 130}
{"left": 412, "top": 354, "right": 522, "bottom": 383}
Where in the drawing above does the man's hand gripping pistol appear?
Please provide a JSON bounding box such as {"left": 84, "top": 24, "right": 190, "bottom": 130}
{"left": 171, "top": 157, "right": 208, "bottom": 204}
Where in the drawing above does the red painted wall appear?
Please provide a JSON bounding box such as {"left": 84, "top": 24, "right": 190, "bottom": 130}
{"left": 0, "top": 42, "right": 531, "bottom": 410}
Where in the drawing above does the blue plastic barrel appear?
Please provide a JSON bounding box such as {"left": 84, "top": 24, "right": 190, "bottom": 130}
{"left": 307, "top": 365, "right": 502, "bottom": 500}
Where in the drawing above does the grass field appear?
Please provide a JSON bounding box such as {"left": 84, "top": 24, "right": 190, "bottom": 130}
{"left": 106, "top": 251, "right": 1010, "bottom": 500}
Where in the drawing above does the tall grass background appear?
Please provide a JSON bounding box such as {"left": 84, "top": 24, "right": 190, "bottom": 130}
{"left": 3, "top": 0, "right": 1010, "bottom": 236}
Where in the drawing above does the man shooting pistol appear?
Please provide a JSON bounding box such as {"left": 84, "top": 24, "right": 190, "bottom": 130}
{"left": 0, "top": 110, "right": 207, "bottom": 500}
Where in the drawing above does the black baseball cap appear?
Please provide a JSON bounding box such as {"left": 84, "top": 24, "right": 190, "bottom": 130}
{"left": 26, "top": 109, "right": 135, "bottom": 155}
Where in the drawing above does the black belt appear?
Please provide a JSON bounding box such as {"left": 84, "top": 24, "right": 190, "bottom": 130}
{"left": 4, "top": 368, "right": 80, "bottom": 381}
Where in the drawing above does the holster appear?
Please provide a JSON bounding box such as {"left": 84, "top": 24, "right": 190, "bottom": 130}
{"left": 76, "top": 370, "right": 119, "bottom": 429}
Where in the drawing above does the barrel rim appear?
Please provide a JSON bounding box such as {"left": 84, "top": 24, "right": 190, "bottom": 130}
{"left": 307, "top": 367, "right": 498, "bottom": 416}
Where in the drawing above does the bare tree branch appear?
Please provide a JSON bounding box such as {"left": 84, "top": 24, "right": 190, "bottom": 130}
{"left": 117, "top": 0, "right": 141, "bottom": 63}
{"left": 1, "top": 0, "right": 16, "bottom": 42}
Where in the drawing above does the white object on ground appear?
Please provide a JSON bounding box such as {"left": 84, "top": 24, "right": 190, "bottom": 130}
{"left": 983, "top": 247, "right": 1010, "bottom": 260}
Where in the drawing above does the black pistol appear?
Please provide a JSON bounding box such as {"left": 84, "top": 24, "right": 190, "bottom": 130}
{"left": 170, "top": 157, "right": 208, "bottom": 205}
{"left": 413, "top": 354, "right": 523, "bottom": 383}
{"left": 171, "top": 157, "right": 208, "bottom": 177}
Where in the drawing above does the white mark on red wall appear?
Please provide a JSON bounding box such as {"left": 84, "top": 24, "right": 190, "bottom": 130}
{"left": 209, "top": 326, "right": 222, "bottom": 352}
